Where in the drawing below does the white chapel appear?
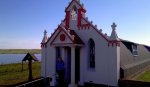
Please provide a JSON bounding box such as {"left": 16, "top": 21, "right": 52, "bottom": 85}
{"left": 41, "top": 0, "right": 121, "bottom": 87}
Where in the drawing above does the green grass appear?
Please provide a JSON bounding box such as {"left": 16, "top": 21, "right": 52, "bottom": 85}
{"left": 136, "top": 69, "right": 150, "bottom": 82}
{"left": 0, "top": 62, "right": 41, "bottom": 85}
{"left": 0, "top": 49, "right": 41, "bottom": 54}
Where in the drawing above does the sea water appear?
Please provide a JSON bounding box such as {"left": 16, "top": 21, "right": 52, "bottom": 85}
{"left": 0, "top": 54, "right": 41, "bottom": 65}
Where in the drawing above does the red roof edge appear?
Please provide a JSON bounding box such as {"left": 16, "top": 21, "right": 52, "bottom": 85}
{"left": 82, "top": 17, "right": 120, "bottom": 46}
{"left": 82, "top": 17, "right": 109, "bottom": 42}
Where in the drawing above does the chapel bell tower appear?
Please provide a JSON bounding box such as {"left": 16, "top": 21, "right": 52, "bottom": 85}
{"left": 65, "top": 0, "right": 86, "bottom": 29}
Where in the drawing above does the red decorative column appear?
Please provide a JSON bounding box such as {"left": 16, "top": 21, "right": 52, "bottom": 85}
{"left": 66, "top": 11, "right": 70, "bottom": 28}
{"left": 77, "top": 9, "right": 82, "bottom": 27}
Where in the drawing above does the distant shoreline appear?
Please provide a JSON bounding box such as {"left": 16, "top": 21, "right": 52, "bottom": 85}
{"left": 0, "top": 49, "right": 41, "bottom": 54}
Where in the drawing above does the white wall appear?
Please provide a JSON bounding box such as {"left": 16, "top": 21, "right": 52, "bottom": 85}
{"left": 107, "top": 46, "right": 120, "bottom": 86}
{"left": 45, "top": 45, "right": 56, "bottom": 86}
{"left": 41, "top": 47, "right": 46, "bottom": 77}
{"left": 41, "top": 25, "right": 120, "bottom": 86}
{"left": 41, "top": 28, "right": 61, "bottom": 86}
{"left": 70, "top": 19, "right": 120, "bottom": 86}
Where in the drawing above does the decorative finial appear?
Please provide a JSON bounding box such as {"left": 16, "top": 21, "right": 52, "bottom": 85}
{"left": 72, "top": 35, "right": 75, "bottom": 40}
{"left": 67, "top": 30, "right": 70, "bottom": 34}
{"left": 95, "top": 25, "right": 97, "bottom": 28}
{"left": 110, "top": 22, "right": 119, "bottom": 40}
{"left": 111, "top": 22, "right": 117, "bottom": 31}
{"left": 41, "top": 30, "right": 48, "bottom": 44}
{"left": 99, "top": 29, "right": 102, "bottom": 32}
{"left": 44, "top": 30, "right": 47, "bottom": 35}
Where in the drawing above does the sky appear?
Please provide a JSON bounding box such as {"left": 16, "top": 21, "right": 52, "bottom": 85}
{"left": 0, "top": 0, "right": 150, "bottom": 49}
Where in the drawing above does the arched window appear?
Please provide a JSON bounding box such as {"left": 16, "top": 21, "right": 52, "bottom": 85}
{"left": 88, "top": 38, "right": 95, "bottom": 69}
{"left": 71, "top": 5, "right": 77, "bottom": 20}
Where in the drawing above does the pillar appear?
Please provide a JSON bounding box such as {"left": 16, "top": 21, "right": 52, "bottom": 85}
{"left": 69, "top": 47, "right": 77, "bottom": 87}
{"left": 78, "top": 48, "right": 84, "bottom": 86}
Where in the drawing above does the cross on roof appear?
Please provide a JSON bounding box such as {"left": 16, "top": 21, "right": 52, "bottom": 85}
{"left": 111, "top": 22, "right": 117, "bottom": 30}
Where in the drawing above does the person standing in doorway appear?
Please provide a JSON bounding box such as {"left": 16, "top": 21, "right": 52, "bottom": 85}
{"left": 56, "top": 57, "right": 65, "bottom": 87}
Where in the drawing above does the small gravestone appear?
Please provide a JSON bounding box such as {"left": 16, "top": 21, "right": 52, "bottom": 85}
{"left": 22, "top": 53, "right": 38, "bottom": 81}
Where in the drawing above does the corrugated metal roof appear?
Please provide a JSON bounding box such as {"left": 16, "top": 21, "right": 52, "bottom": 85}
{"left": 120, "top": 40, "right": 150, "bottom": 78}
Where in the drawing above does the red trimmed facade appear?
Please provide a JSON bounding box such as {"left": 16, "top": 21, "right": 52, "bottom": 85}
{"left": 41, "top": 0, "right": 120, "bottom": 87}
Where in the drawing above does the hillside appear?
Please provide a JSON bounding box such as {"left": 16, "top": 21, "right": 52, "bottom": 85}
{"left": 0, "top": 49, "right": 41, "bottom": 54}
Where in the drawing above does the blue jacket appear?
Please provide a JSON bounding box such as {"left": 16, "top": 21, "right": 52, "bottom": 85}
{"left": 56, "top": 61, "right": 64, "bottom": 71}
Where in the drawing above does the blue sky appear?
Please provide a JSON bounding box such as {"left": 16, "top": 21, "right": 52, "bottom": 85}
{"left": 0, "top": 0, "right": 150, "bottom": 49}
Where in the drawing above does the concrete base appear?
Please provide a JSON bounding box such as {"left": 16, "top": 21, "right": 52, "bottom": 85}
{"left": 68, "top": 83, "right": 77, "bottom": 87}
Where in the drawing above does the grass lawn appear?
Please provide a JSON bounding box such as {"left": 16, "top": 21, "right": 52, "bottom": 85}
{"left": 0, "top": 62, "right": 41, "bottom": 85}
{"left": 136, "top": 69, "right": 150, "bottom": 82}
